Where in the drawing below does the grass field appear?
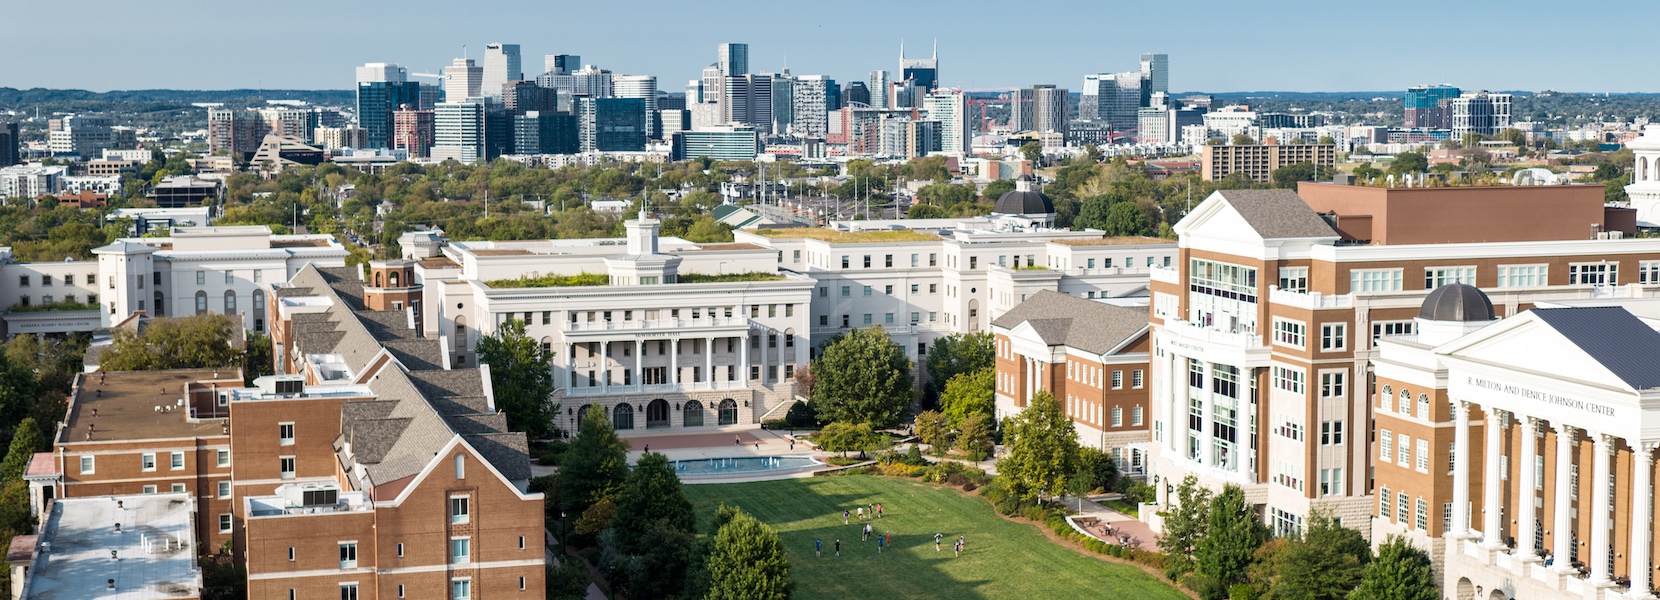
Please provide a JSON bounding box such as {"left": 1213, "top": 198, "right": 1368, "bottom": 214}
{"left": 682, "top": 475, "right": 1186, "bottom": 600}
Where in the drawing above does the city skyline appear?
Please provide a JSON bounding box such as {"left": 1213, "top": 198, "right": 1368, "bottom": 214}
{"left": 0, "top": 0, "right": 1651, "bottom": 93}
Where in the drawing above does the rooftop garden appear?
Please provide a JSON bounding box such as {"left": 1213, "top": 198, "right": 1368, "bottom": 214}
{"left": 677, "top": 272, "right": 786, "bottom": 283}
{"left": 1015, "top": 265, "right": 1050, "bottom": 271}
{"left": 9, "top": 300, "right": 101, "bottom": 313}
{"left": 752, "top": 228, "right": 939, "bottom": 243}
{"left": 484, "top": 272, "right": 609, "bottom": 288}
{"left": 1052, "top": 236, "right": 1171, "bottom": 246}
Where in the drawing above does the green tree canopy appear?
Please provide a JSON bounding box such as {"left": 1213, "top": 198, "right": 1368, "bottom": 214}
{"left": 1020, "top": 142, "right": 1043, "bottom": 163}
{"left": 1158, "top": 475, "right": 1214, "bottom": 577}
{"left": 1194, "top": 485, "right": 1268, "bottom": 595}
{"left": 939, "top": 367, "right": 994, "bottom": 426}
{"left": 1272, "top": 161, "right": 1319, "bottom": 189}
{"left": 476, "top": 319, "right": 557, "bottom": 438}
{"left": 707, "top": 509, "right": 792, "bottom": 600}
{"left": 0, "top": 418, "right": 41, "bottom": 483}
{"left": 1388, "top": 152, "right": 1428, "bottom": 175}
{"left": 610, "top": 452, "right": 695, "bottom": 552}
{"left": 1073, "top": 193, "right": 1119, "bottom": 231}
{"left": 558, "top": 405, "right": 628, "bottom": 515}
{"left": 954, "top": 413, "right": 994, "bottom": 460}
{"left": 925, "top": 331, "right": 993, "bottom": 397}
{"left": 997, "top": 390, "right": 1079, "bottom": 499}
{"left": 810, "top": 327, "right": 912, "bottom": 427}
{"left": 1272, "top": 512, "right": 1370, "bottom": 600}
{"left": 100, "top": 315, "right": 242, "bottom": 372}
{"left": 1348, "top": 536, "right": 1438, "bottom": 600}
{"left": 1104, "top": 201, "right": 1154, "bottom": 236}
{"left": 816, "top": 421, "right": 883, "bottom": 457}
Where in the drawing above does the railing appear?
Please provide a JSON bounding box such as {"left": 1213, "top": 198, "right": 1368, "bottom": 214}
{"left": 1162, "top": 318, "right": 1264, "bottom": 348}
{"left": 1062, "top": 266, "right": 1155, "bottom": 278}
{"left": 563, "top": 380, "right": 751, "bottom": 396}
{"left": 1149, "top": 265, "right": 1179, "bottom": 285}
{"left": 567, "top": 316, "right": 747, "bottom": 332}
{"left": 1268, "top": 286, "right": 1354, "bottom": 309}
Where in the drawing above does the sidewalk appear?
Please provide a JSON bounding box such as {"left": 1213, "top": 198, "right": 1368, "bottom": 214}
{"left": 1060, "top": 493, "right": 1155, "bottom": 549}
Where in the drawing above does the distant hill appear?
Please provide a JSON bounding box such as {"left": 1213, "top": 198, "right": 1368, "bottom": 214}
{"left": 0, "top": 88, "right": 354, "bottom": 107}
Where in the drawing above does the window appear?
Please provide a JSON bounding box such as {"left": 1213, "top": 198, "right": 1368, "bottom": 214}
{"left": 279, "top": 423, "right": 295, "bottom": 445}
{"left": 195, "top": 291, "right": 208, "bottom": 314}
{"left": 280, "top": 457, "right": 295, "bottom": 479}
{"left": 1379, "top": 486, "right": 1391, "bottom": 518}
{"left": 929, "top": 283, "right": 937, "bottom": 294}
{"left": 171, "top": 483, "right": 186, "bottom": 493}
{"left": 1372, "top": 321, "right": 1416, "bottom": 342}
{"left": 1271, "top": 507, "right": 1303, "bottom": 537}
{"left": 1641, "top": 261, "right": 1660, "bottom": 285}
{"left": 225, "top": 271, "right": 235, "bottom": 284}
{"left": 1380, "top": 430, "right": 1393, "bottom": 460}
{"left": 339, "top": 542, "right": 358, "bottom": 569}
{"left": 1132, "top": 369, "right": 1144, "bottom": 389}
{"left": 1321, "top": 420, "right": 1344, "bottom": 445}
{"left": 216, "top": 513, "right": 233, "bottom": 533}
{"left": 840, "top": 286, "right": 850, "bottom": 297}
{"left": 863, "top": 314, "right": 872, "bottom": 325}
{"left": 1444, "top": 502, "right": 1454, "bottom": 533}
{"left": 341, "top": 584, "right": 359, "bottom": 600}
{"left": 451, "top": 579, "right": 471, "bottom": 600}
{"left": 1416, "top": 439, "right": 1429, "bottom": 472}
{"left": 1275, "top": 413, "right": 1304, "bottom": 441}
{"left": 863, "top": 286, "right": 872, "bottom": 296}
{"left": 1111, "top": 370, "right": 1123, "bottom": 389}
{"left": 1397, "top": 434, "right": 1411, "bottom": 466}
{"left": 1350, "top": 269, "right": 1403, "bottom": 292}
{"left": 170, "top": 451, "right": 184, "bottom": 470}
{"left": 1497, "top": 264, "right": 1548, "bottom": 288}
{"left": 218, "top": 481, "right": 231, "bottom": 498}
{"left": 1423, "top": 266, "right": 1476, "bottom": 289}
{"left": 885, "top": 254, "right": 893, "bottom": 268}
{"left": 450, "top": 496, "right": 470, "bottom": 524}
{"left": 1277, "top": 267, "right": 1308, "bottom": 292}
{"left": 141, "top": 453, "right": 156, "bottom": 471}
{"left": 1272, "top": 318, "right": 1306, "bottom": 349}
{"left": 863, "top": 255, "right": 872, "bottom": 268}
{"left": 1111, "top": 407, "right": 1122, "bottom": 426}
{"left": 143, "top": 485, "right": 157, "bottom": 494}
{"left": 79, "top": 456, "right": 93, "bottom": 474}
{"left": 1319, "top": 371, "right": 1346, "bottom": 399}
{"left": 1132, "top": 405, "right": 1144, "bottom": 426}
{"left": 1320, "top": 323, "right": 1347, "bottom": 351}
{"left": 1272, "top": 366, "right": 1305, "bottom": 394}
{"left": 451, "top": 538, "right": 471, "bottom": 564}
{"left": 455, "top": 454, "right": 465, "bottom": 479}
{"left": 1397, "top": 493, "right": 1410, "bottom": 523}
{"left": 1569, "top": 262, "right": 1618, "bottom": 286}
{"left": 16, "top": 276, "right": 26, "bottom": 287}
{"left": 840, "top": 255, "right": 849, "bottom": 269}
{"left": 196, "top": 271, "right": 206, "bottom": 285}
{"left": 1415, "top": 498, "right": 1429, "bottom": 531}
{"left": 397, "top": 543, "right": 404, "bottom": 557}
{"left": 1320, "top": 468, "right": 1343, "bottom": 496}
{"left": 1398, "top": 390, "right": 1411, "bottom": 415}
{"left": 1417, "top": 394, "right": 1430, "bottom": 419}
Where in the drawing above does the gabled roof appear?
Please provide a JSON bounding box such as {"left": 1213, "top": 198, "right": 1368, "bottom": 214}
{"left": 991, "top": 290, "right": 1149, "bottom": 355}
{"left": 1213, "top": 189, "right": 1338, "bottom": 239}
{"left": 1530, "top": 307, "right": 1660, "bottom": 390}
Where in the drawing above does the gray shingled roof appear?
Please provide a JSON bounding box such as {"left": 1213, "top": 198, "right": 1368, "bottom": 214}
{"left": 1215, "top": 189, "right": 1339, "bottom": 240}
{"left": 991, "top": 291, "right": 1149, "bottom": 355}
{"left": 1531, "top": 307, "right": 1660, "bottom": 390}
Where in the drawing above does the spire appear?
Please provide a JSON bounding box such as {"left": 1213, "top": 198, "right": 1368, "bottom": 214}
{"left": 932, "top": 39, "right": 937, "bottom": 60}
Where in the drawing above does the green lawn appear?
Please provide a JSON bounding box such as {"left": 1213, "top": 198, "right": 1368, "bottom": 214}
{"left": 683, "top": 475, "right": 1185, "bottom": 600}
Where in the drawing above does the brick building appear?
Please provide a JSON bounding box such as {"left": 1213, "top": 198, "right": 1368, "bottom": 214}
{"left": 1200, "top": 143, "right": 1336, "bottom": 182}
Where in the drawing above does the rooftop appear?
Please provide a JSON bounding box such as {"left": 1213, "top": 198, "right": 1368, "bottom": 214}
{"left": 751, "top": 228, "right": 940, "bottom": 243}
{"left": 62, "top": 369, "right": 240, "bottom": 444}
{"left": 992, "top": 290, "right": 1151, "bottom": 355}
{"left": 484, "top": 272, "right": 610, "bottom": 288}
{"left": 1051, "top": 236, "right": 1172, "bottom": 246}
{"left": 21, "top": 493, "right": 200, "bottom": 600}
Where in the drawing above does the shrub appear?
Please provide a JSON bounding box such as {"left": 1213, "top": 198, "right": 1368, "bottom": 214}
{"left": 825, "top": 456, "right": 864, "bottom": 466}
{"left": 761, "top": 419, "right": 789, "bottom": 430}
{"left": 1229, "top": 583, "right": 1258, "bottom": 600}
{"left": 539, "top": 452, "right": 562, "bottom": 466}
{"left": 784, "top": 400, "right": 818, "bottom": 428}
{"left": 571, "top": 499, "right": 617, "bottom": 547}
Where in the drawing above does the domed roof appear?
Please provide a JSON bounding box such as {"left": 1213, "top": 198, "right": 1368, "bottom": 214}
{"left": 1418, "top": 283, "right": 1494, "bottom": 322}
{"left": 994, "top": 178, "right": 1053, "bottom": 215}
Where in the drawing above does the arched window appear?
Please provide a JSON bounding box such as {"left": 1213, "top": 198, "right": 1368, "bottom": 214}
{"left": 1418, "top": 394, "right": 1430, "bottom": 420}
{"left": 646, "top": 399, "right": 670, "bottom": 428}
{"left": 154, "top": 291, "right": 165, "bottom": 316}
{"left": 612, "top": 403, "right": 635, "bottom": 430}
{"left": 454, "top": 316, "right": 468, "bottom": 351}
{"left": 540, "top": 337, "right": 554, "bottom": 357}
{"left": 375, "top": 272, "right": 383, "bottom": 287}
{"left": 683, "top": 400, "right": 704, "bottom": 427}
{"left": 718, "top": 398, "right": 738, "bottom": 426}
{"left": 1380, "top": 386, "right": 1392, "bottom": 411}
{"left": 389, "top": 271, "right": 400, "bottom": 287}
{"left": 252, "top": 291, "right": 265, "bottom": 313}
{"left": 1398, "top": 389, "right": 1411, "bottom": 415}
{"left": 1643, "top": 156, "right": 1650, "bottom": 182}
{"left": 195, "top": 291, "right": 208, "bottom": 315}
{"left": 454, "top": 454, "right": 465, "bottom": 479}
{"left": 224, "top": 290, "right": 237, "bottom": 316}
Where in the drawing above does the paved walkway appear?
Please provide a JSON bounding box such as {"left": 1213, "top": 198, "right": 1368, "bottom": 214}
{"left": 1060, "top": 493, "right": 1155, "bottom": 549}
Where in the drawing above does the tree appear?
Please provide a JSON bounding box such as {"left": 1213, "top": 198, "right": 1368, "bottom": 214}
{"left": 1317, "top": 135, "right": 1336, "bottom": 145}
{"left": 1194, "top": 485, "right": 1268, "bottom": 597}
{"left": 817, "top": 421, "right": 879, "bottom": 457}
{"left": 610, "top": 452, "right": 695, "bottom": 553}
{"left": 1387, "top": 152, "right": 1428, "bottom": 175}
{"left": 100, "top": 315, "right": 241, "bottom": 372}
{"left": 1020, "top": 142, "right": 1043, "bottom": 163}
{"left": 0, "top": 418, "right": 40, "bottom": 482}
{"left": 997, "top": 391, "right": 1079, "bottom": 500}
{"left": 1104, "top": 201, "right": 1153, "bottom": 236}
{"left": 1074, "top": 194, "right": 1117, "bottom": 231}
{"left": 1497, "top": 128, "right": 1529, "bottom": 149}
{"left": 810, "top": 327, "right": 912, "bottom": 427}
{"left": 1352, "top": 162, "right": 1383, "bottom": 181}
{"left": 476, "top": 319, "right": 557, "bottom": 438}
{"left": 913, "top": 409, "right": 950, "bottom": 448}
{"left": 1349, "top": 536, "right": 1438, "bottom": 600}
{"left": 242, "top": 332, "right": 273, "bottom": 386}
{"left": 980, "top": 179, "right": 1016, "bottom": 203}
{"left": 939, "top": 368, "right": 994, "bottom": 426}
{"left": 1158, "top": 475, "right": 1214, "bottom": 576}
{"left": 925, "top": 332, "right": 994, "bottom": 398}
{"left": 1074, "top": 446, "right": 1118, "bottom": 493}
{"left": 0, "top": 349, "right": 37, "bottom": 430}
{"left": 707, "top": 510, "right": 792, "bottom": 600}
{"left": 954, "top": 413, "right": 994, "bottom": 460}
{"left": 908, "top": 204, "right": 947, "bottom": 219}
{"left": 1272, "top": 512, "right": 1370, "bottom": 600}
{"left": 559, "top": 405, "right": 628, "bottom": 515}
{"left": 684, "top": 216, "right": 734, "bottom": 243}
{"left": 546, "top": 558, "right": 593, "bottom": 600}
{"left": 1231, "top": 133, "right": 1256, "bottom": 145}
{"left": 1272, "top": 162, "right": 1318, "bottom": 189}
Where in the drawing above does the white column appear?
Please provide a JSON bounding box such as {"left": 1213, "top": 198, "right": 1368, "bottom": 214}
{"left": 740, "top": 333, "right": 750, "bottom": 384}
{"left": 1591, "top": 433, "right": 1615, "bottom": 584}
{"left": 1199, "top": 361, "right": 1214, "bottom": 465}
{"left": 635, "top": 340, "right": 643, "bottom": 391}
{"left": 761, "top": 331, "right": 770, "bottom": 384}
{"left": 705, "top": 337, "right": 714, "bottom": 386}
{"left": 1164, "top": 351, "right": 1180, "bottom": 453}
{"left": 1631, "top": 442, "right": 1657, "bottom": 599}
{"left": 1483, "top": 408, "right": 1506, "bottom": 548}
{"left": 564, "top": 343, "right": 575, "bottom": 390}
{"left": 1451, "top": 400, "right": 1473, "bottom": 538}
{"left": 1516, "top": 416, "right": 1541, "bottom": 560}
{"left": 600, "top": 341, "right": 609, "bottom": 392}
{"left": 1552, "top": 423, "right": 1577, "bottom": 573}
{"left": 669, "top": 338, "right": 679, "bottom": 386}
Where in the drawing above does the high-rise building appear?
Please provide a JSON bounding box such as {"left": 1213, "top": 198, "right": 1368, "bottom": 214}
{"left": 443, "top": 58, "right": 482, "bottom": 101}
{"left": 613, "top": 75, "right": 659, "bottom": 139}
{"left": 890, "top": 79, "right": 918, "bottom": 110}
{"left": 1448, "top": 91, "right": 1512, "bottom": 138}
{"left": 578, "top": 97, "right": 646, "bottom": 152}
{"left": 924, "top": 88, "right": 969, "bottom": 156}
{"left": 313, "top": 126, "right": 367, "bottom": 151}
{"left": 47, "top": 114, "right": 116, "bottom": 156}
{"left": 1405, "top": 84, "right": 1462, "bottom": 129}
{"left": 511, "top": 110, "right": 578, "bottom": 155}
{"left": 545, "top": 54, "right": 580, "bottom": 76}
{"left": 659, "top": 109, "right": 690, "bottom": 138}
{"left": 723, "top": 74, "right": 773, "bottom": 133}
{"left": 1080, "top": 72, "right": 1143, "bottom": 133}
{"left": 1031, "top": 85, "right": 1069, "bottom": 137}
{"left": 869, "top": 71, "right": 890, "bottom": 109}
{"left": 717, "top": 42, "right": 749, "bottom": 76}
{"left": 392, "top": 106, "right": 435, "bottom": 158}
{"left": 207, "top": 109, "right": 265, "bottom": 158}
{"left": 433, "top": 99, "right": 488, "bottom": 163}
{"left": 0, "top": 121, "right": 18, "bottom": 168}
{"left": 537, "top": 66, "right": 612, "bottom": 112}
{"left": 355, "top": 63, "right": 423, "bottom": 150}
{"left": 502, "top": 80, "right": 556, "bottom": 115}
{"left": 482, "top": 43, "right": 522, "bottom": 97}
{"left": 1009, "top": 88, "right": 1034, "bottom": 132}
{"left": 258, "top": 108, "right": 319, "bottom": 142}
{"left": 899, "top": 42, "right": 939, "bottom": 93}
{"left": 843, "top": 81, "right": 870, "bottom": 108}
{"left": 670, "top": 126, "right": 762, "bottom": 162}
{"left": 790, "top": 75, "right": 837, "bottom": 138}
{"left": 768, "top": 72, "right": 795, "bottom": 135}
{"left": 1140, "top": 53, "right": 1168, "bottom": 96}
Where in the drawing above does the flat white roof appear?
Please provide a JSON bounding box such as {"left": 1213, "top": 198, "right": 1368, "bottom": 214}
{"left": 23, "top": 493, "right": 200, "bottom": 600}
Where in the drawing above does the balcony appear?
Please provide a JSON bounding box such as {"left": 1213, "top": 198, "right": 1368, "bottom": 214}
{"left": 1161, "top": 318, "right": 1263, "bottom": 349}
{"left": 1268, "top": 287, "right": 1353, "bottom": 310}
{"left": 565, "top": 316, "right": 749, "bottom": 334}
{"left": 1149, "top": 265, "right": 1179, "bottom": 285}
{"left": 563, "top": 380, "right": 752, "bottom": 397}
{"left": 1062, "top": 266, "right": 1155, "bottom": 278}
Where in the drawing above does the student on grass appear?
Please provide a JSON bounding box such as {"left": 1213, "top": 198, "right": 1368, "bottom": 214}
{"left": 835, "top": 539, "right": 841, "bottom": 556}
{"left": 934, "top": 532, "right": 943, "bottom": 551}
{"left": 877, "top": 533, "right": 884, "bottom": 553}
{"left": 815, "top": 539, "right": 822, "bottom": 558}
{"left": 844, "top": 509, "right": 851, "bottom": 524}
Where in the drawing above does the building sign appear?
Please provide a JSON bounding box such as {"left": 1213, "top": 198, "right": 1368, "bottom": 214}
{"left": 1465, "top": 376, "right": 1618, "bottom": 418}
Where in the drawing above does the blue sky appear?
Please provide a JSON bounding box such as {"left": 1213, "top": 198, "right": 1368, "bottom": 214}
{"left": 1, "top": 0, "right": 1651, "bottom": 93}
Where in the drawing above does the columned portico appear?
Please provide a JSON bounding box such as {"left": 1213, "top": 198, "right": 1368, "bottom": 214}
{"left": 1591, "top": 433, "right": 1614, "bottom": 585}
{"left": 1451, "top": 400, "right": 1472, "bottom": 538}
{"left": 1482, "top": 407, "right": 1506, "bottom": 549}
{"left": 1631, "top": 442, "right": 1657, "bottom": 600}
{"left": 1552, "top": 423, "right": 1578, "bottom": 574}
{"left": 1516, "top": 416, "right": 1540, "bottom": 562}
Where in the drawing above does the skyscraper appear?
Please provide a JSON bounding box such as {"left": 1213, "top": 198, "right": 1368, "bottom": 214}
{"left": 578, "top": 98, "right": 646, "bottom": 152}
{"left": 1405, "top": 84, "right": 1462, "bottom": 129}
{"left": 792, "top": 75, "right": 836, "bottom": 138}
{"left": 717, "top": 43, "right": 749, "bottom": 77}
{"left": 1009, "top": 88, "right": 1034, "bottom": 133}
{"left": 869, "top": 71, "right": 890, "bottom": 109}
{"left": 355, "top": 63, "right": 422, "bottom": 149}
{"left": 512, "top": 111, "right": 577, "bottom": 155}
{"left": 1448, "top": 91, "right": 1512, "bottom": 138}
{"left": 544, "top": 54, "right": 580, "bottom": 76}
{"left": 899, "top": 42, "right": 939, "bottom": 94}
{"left": 502, "top": 81, "right": 556, "bottom": 115}
{"left": 768, "top": 72, "right": 795, "bottom": 135}
{"left": 613, "top": 75, "right": 659, "bottom": 139}
{"left": 843, "top": 82, "right": 870, "bottom": 108}
{"left": 482, "top": 44, "right": 522, "bottom": 98}
{"left": 723, "top": 74, "right": 773, "bottom": 133}
{"left": 924, "top": 88, "right": 969, "bottom": 156}
{"left": 1031, "top": 85, "right": 1068, "bottom": 137}
{"left": 443, "top": 58, "right": 482, "bottom": 101}
{"left": 392, "top": 106, "right": 435, "bottom": 158}
{"left": 432, "top": 99, "right": 487, "bottom": 163}
{"left": 207, "top": 109, "right": 266, "bottom": 158}
{"left": 1140, "top": 53, "right": 1168, "bottom": 96}
{"left": 0, "top": 122, "right": 18, "bottom": 168}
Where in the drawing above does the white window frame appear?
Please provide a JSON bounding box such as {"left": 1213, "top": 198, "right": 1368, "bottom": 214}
{"left": 1416, "top": 439, "right": 1430, "bottom": 472}
{"left": 1568, "top": 262, "right": 1618, "bottom": 286}
{"left": 1277, "top": 267, "right": 1309, "bottom": 293}
{"left": 450, "top": 495, "right": 470, "bottom": 524}
{"left": 1497, "top": 264, "right": 1549, "bottom": 288}
{"left": 1272, "top": 318, "right": 1306, "bottom": 349}
{"left": 339, "top": 541, "right": 358, "bottom": 569}
{"left": 218, "top": 481, "right": 231, "bottom": 499}
{"left": 80, "top": 456, "right": 94, "bottom": 474}
{"left": 280, "top": 456, "right": 296, "bottom": 479}
{"left": 220, "top": 513, "right": 233, "bottom": 533}
{"left": 450, "top": 537, "right": 471, "bottom": 564}
{"left": 1350, "top": 268, "right": 1403, "bottom": 293}
{"left": 1641, "top": 261, "right": 1660, "bottom": 285}
{"left": 1380, "top": 429, "right": 1393, "bottom": 461}
{"left": 170, "top": 451, "right": 185, "bottom": 470}
{"left": 141, "top": 453, "right": 157, "bottom": 472}
{"left": 279, "top": 422, "right": 295, "bottom": 446}
{"left": 1319, "top": 370, "right": 1347, "bottom": 399}
{"left": 217, "top": 449, "right": 231, "bottom": 467}
{"left": 1319, "top": 323, "right": 1347, "bottom": 351}
{"left": 1423, "top": 266, "right": 1476, "bottom": 289}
